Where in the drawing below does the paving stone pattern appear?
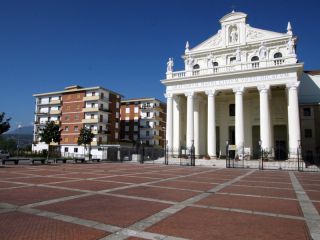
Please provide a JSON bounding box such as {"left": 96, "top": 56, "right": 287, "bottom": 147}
{"left": 0, "top": 163, "right": 319, "bottom": 240}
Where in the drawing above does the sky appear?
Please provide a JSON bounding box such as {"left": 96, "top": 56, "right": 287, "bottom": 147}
{"left": 0, "top": 0, "right": 320, "bottom": 130}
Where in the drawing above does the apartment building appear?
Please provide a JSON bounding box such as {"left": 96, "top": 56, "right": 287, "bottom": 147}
{"left": 120, "top": 98, "right": 166, "bottom": 147}
{"left": 32, "top": 85, "right": 122, "bottom": 157}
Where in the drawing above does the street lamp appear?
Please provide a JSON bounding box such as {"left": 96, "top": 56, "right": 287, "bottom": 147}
{"left": 258, "top": 140, "right": 263, "bottom": 170}
{"left": 225, "top": 140, "right": 229, "bottom": 168}
{"left": 17, "top": 124, "right": 22, "bottom": 156}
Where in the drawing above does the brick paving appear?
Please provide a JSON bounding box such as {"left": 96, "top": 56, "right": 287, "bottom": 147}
{"left": 0, "top": 163, "right": 319, "bottom": 240}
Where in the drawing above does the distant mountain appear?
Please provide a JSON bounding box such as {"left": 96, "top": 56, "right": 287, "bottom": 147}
{"left": 6, "top": 126, "right": 33, "bottom": 135}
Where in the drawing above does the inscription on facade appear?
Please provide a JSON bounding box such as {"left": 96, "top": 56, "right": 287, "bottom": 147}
{"left": 167, "top": 73, "right": 292, "bottom": 91}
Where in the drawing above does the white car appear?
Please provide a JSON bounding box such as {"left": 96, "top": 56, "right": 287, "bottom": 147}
{"left": 0, "top": 150, "right": 10, "bottom": 159}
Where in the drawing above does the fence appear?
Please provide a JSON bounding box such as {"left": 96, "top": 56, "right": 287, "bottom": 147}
{"left": 226, "top": 144, "right": 320, "bottom": 172}
{"left": 164, "top": 145, "right": 196, "bottom": 166}
{"left": 103, "top": 146, "right": 165, "bottom": 163}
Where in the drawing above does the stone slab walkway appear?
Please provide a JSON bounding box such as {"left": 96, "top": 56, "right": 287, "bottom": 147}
{"left": 0, "top": 162, "right": 319, "bottom": 239}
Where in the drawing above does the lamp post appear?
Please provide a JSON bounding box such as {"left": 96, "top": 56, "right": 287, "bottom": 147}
{"left": 17, "top": 124, "right": 22, "bottom": 157}
{"left": 259, "top": 140, "right": 263, "bottom": 170}
{"left": 225, "top": 140, "right": 229, "bottom": 168}
{"left": 297, "top": 140, "right": 301, "bottom": 171}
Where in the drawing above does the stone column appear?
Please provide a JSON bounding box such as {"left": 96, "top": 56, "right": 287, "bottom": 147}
{"left": 205, "top": 90, "right": 216, "bottom": 158}
{"left": 194, "top": 95, "right": 200, "bottom": 156}
{"left": 233, "top": 87, "right": 245, "bottom": 149}
{"left": 165, "top": 93, "right": 173, "bottom": 152}
{"left": 287, "top": 82, "right": 301, "bottom": 157}
{"left": 185, "top": 92, "right": 194, "bottom": 148}
{"left": 258, "top": 85, "right": 271, "bottom": 151}
{"left": 173, "top": 95, "right": 180, "bottom": 155}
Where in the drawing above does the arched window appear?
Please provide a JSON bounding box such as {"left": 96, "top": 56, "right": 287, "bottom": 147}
{"left": 251, "top": 56, "right": 259, "bottom": 68}
{"left": 273, "top": 52, "right": 284, "bottom": 65}
{"left": 274, "top": 52, "right": 282, "bottom": 58}
{"left": 193, "top": 64, "right": 200, "bottom": 70}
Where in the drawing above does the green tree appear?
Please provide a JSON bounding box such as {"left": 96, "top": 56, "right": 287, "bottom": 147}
{"left": 77, "top": 128, "right": 94, "bottom": 160}
{"left": 0, "top": 112, "right": 11, "bottom": 135}
{"left": 39, "top": 121, "right": 62, "bottom": 160}
{"left": 0, "top": 137, "right": 17, "bottom": 151}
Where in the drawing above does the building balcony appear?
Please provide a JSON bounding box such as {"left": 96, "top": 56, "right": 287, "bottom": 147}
{"left": 36, "top": 111, "right": 49, "bottom": 115}
{"left": 50, "top": 99, "right": 61, "bottom": 104}
{"left": 140, "top": 125, "right": 151, "bottom": 129}
{"left": 154, "top": 125, "right": 163, "bottom": 131}
{"left": 37, "top": 99, "right": 62, "bottom": 105}
{"left": 154, "top": 135, "right": 162, "bottom": 140}
{"left": 166, "top": 57, "right": 296, "bottom": 80}
{"left": 141, "top": 106, "right": 163, "bottom": 112}
{"left": 139, "top": 136, "right": 153, "bottom": 140}
{"left": 82, "top": 118, "right": 99, "bottom": 124}
{"left": 91, "top": 129, "right": 98, "bottom": 134}
{"left": 153, "top": 116, "right": 162, "bottom": 121}
{"left": 99, "top": 107, "right": 112, "bottom": 113}
{"left": 82, "top": 107, "right": 99, "bottom": 112}
{"left": 49, "top": 110, "right": 61, "bottom": 115}
{"left": 83, "top": 95, "right": 100, "bottom": 101}
{"left": 34, "top": 121, "right": 46, "bottom": 125}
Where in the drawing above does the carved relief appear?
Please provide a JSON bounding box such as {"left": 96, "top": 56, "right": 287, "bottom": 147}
{"left": 193, "top": 31, "right": 222, "bottom": 50}
{"left": 246, "top": 29, "right": 265, "bottom": 41}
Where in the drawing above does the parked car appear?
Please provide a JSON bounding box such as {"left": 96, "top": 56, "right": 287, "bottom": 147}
{"left": 0, "top": 150, "right": 10, "bottom": 159}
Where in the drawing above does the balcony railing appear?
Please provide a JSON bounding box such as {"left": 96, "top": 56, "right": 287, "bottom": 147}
{"left": 167, "top": 57, "right": 294, "bottom": 80}
{"left": 83, "top": 95, "right": 99, "bottom": 101}
{"left": 37, "top": 99, "right": 61, "bottom": 105}
{"left": 49, "top": 110, "right": 61, "bottom": 115}
{"left": 99, "top": 107, "right": 111, "bottom": 113}
{"left": 154, "top": 125, "right": 163, "bottom": 130}
{"left": 82, "top": 118, "right": 99, "bottom": 124}
{"left": 82, "top": 107, "right": 99, "bottom": 112}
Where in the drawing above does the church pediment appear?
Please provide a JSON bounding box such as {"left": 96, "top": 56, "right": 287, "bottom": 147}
{"left": 246, "top": 26, "right": 287, "bottom": 42}
{"left": 191, "top": 31, "right": 223, "bottom": 51}
{"left": 219, "top": 11, "right": 247, "bottom": 23}
{"left": 188, "top": 23, "right": 289, "bottom": 53}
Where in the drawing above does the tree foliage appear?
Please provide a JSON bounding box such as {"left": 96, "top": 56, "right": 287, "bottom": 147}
{"left": 77, "top": 128, "right": 94, "bottom": 146}
{"left": 40, "top": 121, "right": 62, "bottom": 144}
{"left": 0, "top": 112, "right": 11, "bottom": 135}
{"left": 39, "top": 121, "right": 62, "bottom": 159}
{"left": 78, "top": 128, "right": 94, "bottom": 160}
{"left": 0, "top": 136, "right": 17, "bottom": 151}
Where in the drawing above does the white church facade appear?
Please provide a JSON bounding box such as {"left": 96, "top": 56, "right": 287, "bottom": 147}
{"left": 162, "top": 11, "right": 303, "bottom": 159}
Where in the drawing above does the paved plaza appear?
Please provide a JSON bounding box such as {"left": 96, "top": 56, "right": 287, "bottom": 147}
{"left": 0, "top": 163, "right": 319, "bottom": 240}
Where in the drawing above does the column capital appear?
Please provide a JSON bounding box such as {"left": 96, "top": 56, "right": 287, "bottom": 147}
{"left": 257, "top": 84, "right": 270, "bottom": 93}
{"left": 286, "top": 82, "right": 300, "bottom": 90}
{"left": 184, "top": 91, "right": 194, "bottom": 98}
{"left": 233, "top": 86, "right": 245, "bottom": 94}
{"left": 164, "top": 93, "right": 173, "bottom": 99}
{"left": 205, "top": 89, "right": 216, "bottom": 97}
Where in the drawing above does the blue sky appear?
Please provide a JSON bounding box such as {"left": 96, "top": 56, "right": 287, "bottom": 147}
{"left": 0, "top": 0, "right": 319, "bottom": 129}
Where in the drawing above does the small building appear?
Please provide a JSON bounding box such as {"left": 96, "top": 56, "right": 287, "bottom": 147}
{"left": 120, "top": 98, "right": 166, "bottom": 147}
{"left": 32, "top": 85, "right": 122, "bottom": 158}
{"left": 299, "top": 71, "right": 320, "bottom": 163}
